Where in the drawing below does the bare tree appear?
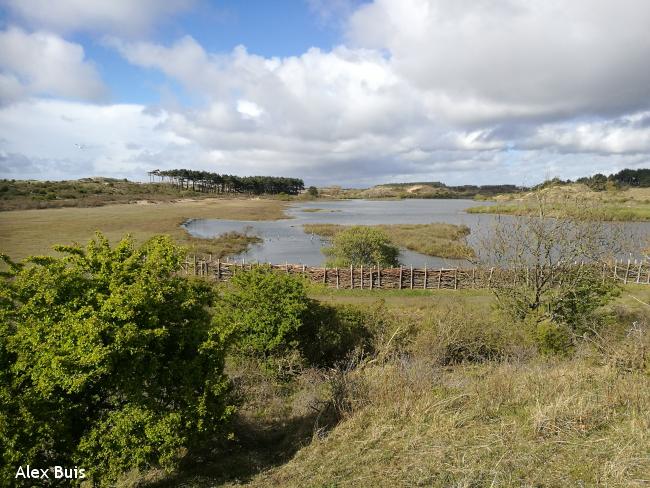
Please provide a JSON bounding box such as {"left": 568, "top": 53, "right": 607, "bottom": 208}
{"left": 477, "top": 199, "right": 633, "bottom": 328}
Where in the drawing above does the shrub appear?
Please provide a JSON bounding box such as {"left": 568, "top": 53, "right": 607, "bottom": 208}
{"left": 323, "top": 226, "right": 399, "bottom": 267}
{"left": 0, "top": 234, "right": 233, "bottom": 486}
{"left": 215, "top": 267, "right": 311, "bottom": 363}
{"left": 217, "top": 267, "right": 377, "bottom": 371}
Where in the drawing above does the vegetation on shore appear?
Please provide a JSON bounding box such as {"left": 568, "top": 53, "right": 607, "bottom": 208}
{"left": 2, "top": 221, "right": 649, "bottom": 486}
{"left": 304, "top": 222, "right": 474, "bottom": 260}
{"left": 0, "top": 198, "right": 286, "bottom": 260}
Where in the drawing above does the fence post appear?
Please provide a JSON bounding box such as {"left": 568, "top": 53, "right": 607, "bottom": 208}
{"left": 437, "top": 269, "right": 442, "bottom": 289}
{"left": 350, "top": 265, "right": 354, "bottom": 289}
{"left": 193, "top": 255, "right": 197, "bottom": 276}
{"left": 370, "top": 266, "right": 373, "bottom": 290}
{"left": 399, "top": 266, "right": 403, "bottom": 289}
{"left": 488, "top": 267, "right": 494, "bottom": 288}
{"left": 217, "top": 259, "right": 221, "bottom": 280}
{"left": 454, "top": 268, "right": 458, "bottom": 290}
{"left": 323, "top": 267, "right": 327, "bottom": 285}
{"left": 424, "top": 265, "right": 427, "bottom": 289}
{"left": 624, "top": 260, "right": 630, "bottom": 284}
{"left": 637, "top": 262, "right": 643, "bottom": 284}
{"left": 361, "top": 265, "right": 364, "bottom": 289}
{"left": 336, "top": 267, "right": 340, "bottom": 289}
{"left": 410, "top": 266, "right": 414, "bottom": 289}
{"left": 378, "top": 266, "right": 381, "bottom": 288}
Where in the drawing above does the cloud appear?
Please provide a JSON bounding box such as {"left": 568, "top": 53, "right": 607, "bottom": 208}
{"left": 347, "top": 0, "right": 650, "bottom": 124}
{"left": 2, "top": 0, "right": 650, "bottom": 185}
{"left": 0, "top": 0, "right": 193, "bottom": 37}
{"left": 0, "top": 27, "right": 106, "bottom": 103}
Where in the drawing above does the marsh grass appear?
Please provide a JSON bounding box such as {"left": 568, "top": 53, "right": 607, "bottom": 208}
{"left": 303, "top": 222, "right": 475, "bottom": 259}
{"left": 0, "top": 198, "right": 286, "bottom": 260}
{"left": 185, "top": 231, "right": 263, "bottom": 258}
{"left": 467, "top": 184, "right": 650, "bottom": 221}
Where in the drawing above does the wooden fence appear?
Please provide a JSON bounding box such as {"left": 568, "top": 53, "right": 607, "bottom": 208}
{"left": 181, "top": 256, "right": 650, "bottom": 290}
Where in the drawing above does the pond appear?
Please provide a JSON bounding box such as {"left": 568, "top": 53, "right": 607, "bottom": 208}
{"left": 182, "top": 199, "right": 501, "bottom": 267}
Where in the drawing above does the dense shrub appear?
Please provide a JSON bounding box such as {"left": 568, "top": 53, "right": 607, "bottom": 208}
{"left": 216, "top": 267, "right": 376, "bottom": 371}
{"left": 0, "top": 234, "right": 233, "bottom": 486}
{"left": 323, "top": 226, "right": 399, "bottom": 267}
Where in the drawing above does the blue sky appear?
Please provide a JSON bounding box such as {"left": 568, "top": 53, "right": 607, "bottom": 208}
{"left": 0, "top": 0, "right": 649, "bottom": 185}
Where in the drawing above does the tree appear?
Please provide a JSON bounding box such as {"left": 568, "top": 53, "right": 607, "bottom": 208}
{"left": 323, "top": 226, "right": 399, "bottom": 267}
{"left": 307, "top": 186, "right": 319, "bottom": 197}
{"left": 478, "top": 202, "right": 624, "bottom": 350}
{"left": 0, "top": 234, "right": 233, "bottom": 486}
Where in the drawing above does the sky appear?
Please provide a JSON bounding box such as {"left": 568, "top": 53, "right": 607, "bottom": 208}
{"left": 0, "top": 0, "right": 649, "bottom": 187}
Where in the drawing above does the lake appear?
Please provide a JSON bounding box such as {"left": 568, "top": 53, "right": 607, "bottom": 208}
{"left": 182, "top": 199, "right": 501, "bottom": 267}
{"left": 183, "top": 199, "right": 650, "bottom": 267}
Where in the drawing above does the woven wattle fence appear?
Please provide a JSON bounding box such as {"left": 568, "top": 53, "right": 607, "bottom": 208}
{"left": 181, "top": 256, "right": 650, "bottom": 290}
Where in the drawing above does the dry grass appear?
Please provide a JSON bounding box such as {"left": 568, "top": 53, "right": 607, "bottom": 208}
{"left": 468, "top": 183, "right": 650, "bottom": 221}
{"left": 0, "top": 198, "right": 286, "bottom": 260}
{"left": 248, "top": 358, "right": 650, "bottom": 487}
{"left": 303, "top": 222, "right": 474, "bottom": 259}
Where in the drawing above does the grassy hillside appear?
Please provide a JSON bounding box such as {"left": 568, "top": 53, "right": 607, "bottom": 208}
{"left": 331, "top": 182, "right": 521, "bottom": 200}
{"left": 136, "top": 284, "right": 650, "bottom": 488}
{"left": 467, "top": 183, "right": 650, "bottom": 221}
{"left": 303, "top": 222, "right": 474, "bottom": 260}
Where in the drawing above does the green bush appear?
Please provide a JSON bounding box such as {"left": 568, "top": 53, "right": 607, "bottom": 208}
{"left": 0, "top": 234, "right": 233, "bottom": 486}
{"left": 215, "top": 267, "right": 311, "bottom": 362}
{"left": 216, "top": 268, "right": 375, "bottom": 371}
{"left": 535, "top": 319, "right": 574, "bottom": 356}
{"left": 323, "top": 226, "right": 399, "bottom": 267}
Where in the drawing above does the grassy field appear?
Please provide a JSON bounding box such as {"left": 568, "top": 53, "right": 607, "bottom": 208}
{"left": 0, "top": 198, "right": 286, "bottom": 260}
{"left": 134, "top": 284, "right": 650, "bottom": 488}
{"left": 303, "top": 222, "right": 475, "bottom": 259}
{"left": 467, "top": 183, "right": 650, "bottom": 221}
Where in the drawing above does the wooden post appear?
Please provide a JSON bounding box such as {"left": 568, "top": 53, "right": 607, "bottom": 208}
{"left": 601, "top": 262, "right": 606, "bottom": 284}
{"left": 286, "top": 261, "right": 289, "bottom": 274}
{"left": 217, "top": 259, "right": 221, "bottom": 280}
{"left": 624, "top": 260, "right": 631, "bottom": 284}
{"left": 350, "top": 265, "right": 354, "bottom": 289}
{"left": 193, "top": 255, "right": 197, "bottom": 276}
{"left": 302, "top": 264, "right": 306, "bottom": 277}
{"left": 323, "top": 267, "right": 327, "bottom": 285}
{"left": 637, "top": 262, "right": 643, "bottom": 284}
{"left": 472, "top": 268, "right": 476, "bottom": 288}
{"left": 437, "top": 269, "right": 442, "bottom": 289}
{"left": 613, "top": 260, "right": 618, "bottom": 280}
{"left": 378, "top": 266, "right": 381, "bottom": 288}
{"left": 370, "top": 267, "right": 373, "bottom": 290}
{"left": 410, "top": 265, "right": 414, "bottom": 289}
{"left": 454, "top": 268, "right": 458, "bottom": 290}
{"left": 399, "top": 266, "right": 403, "bottom": 289}
{"left": 361, "top": 265, "right": 364, "bottom": 289}
{"left": 424, "top": 265, "right": 427, "bottom": 289}
{"left": 336, "top": 267, "right": 340, "bottom": 289}
{"left": 488, "top": 267, "right": 494, "bottom": 288}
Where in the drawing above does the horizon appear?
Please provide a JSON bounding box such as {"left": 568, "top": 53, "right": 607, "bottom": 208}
{"left": 1, "top": 1, "right": 650, "bottom": 186}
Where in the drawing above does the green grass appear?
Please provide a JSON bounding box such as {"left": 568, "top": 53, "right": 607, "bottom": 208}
{"left": 131, "top": 284, "right": 650, "bottom": 488}
{"left": 185, "top": 231, "right": 263, "bottom": 258}
{"left": 467, "top": 202, "right": 650, "bottom": 221}
{"left": 467, "top": 183, "right": 650, "bottom": 221}
{"left": 304, "top": 222, "right": 474, "bottom": 259}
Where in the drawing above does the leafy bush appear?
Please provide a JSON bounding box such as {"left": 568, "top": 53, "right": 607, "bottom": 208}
{"left": 215, "top": 267, "right": 311, "bottom": 362}
{"left": 534, "top": 319, "right": 574, "bottom": 356}
{"left": 323, "top": 226, "right": 399, "bottom": 267}
{"left": 217, "top": 267, "right": 376, "bottom": 371}
{"left": 0, "top": 234, "right": 233, "bottom": 486}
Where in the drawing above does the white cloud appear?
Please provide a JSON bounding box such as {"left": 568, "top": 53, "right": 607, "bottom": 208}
{"left": 0, "top": 0, "right": 193, "bottom": 36}
{"left": 347, "top": 0, "right": 650, "bottom": 123}
{"left": 0, "top": 27, "right": 106, "bottom": 103}
{"left": 2, "top": 0, "right": 650, "bottom": 185}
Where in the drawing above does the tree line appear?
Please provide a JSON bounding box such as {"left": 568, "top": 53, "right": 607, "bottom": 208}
{"left": 148, "top": 169, "right": 304, "bottom": 195}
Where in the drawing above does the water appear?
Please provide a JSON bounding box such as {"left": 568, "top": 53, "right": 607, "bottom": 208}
{"left": 182, "top": 199, "right": 502, "bottom": 267}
